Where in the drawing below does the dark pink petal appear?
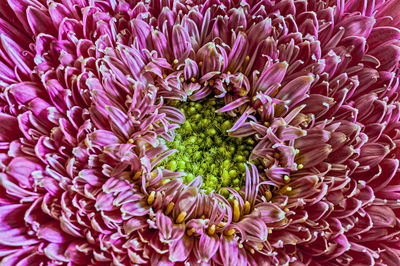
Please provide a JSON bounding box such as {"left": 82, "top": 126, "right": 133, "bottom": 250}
{"left": 0, "top": 34, "right": 33, "bottom": 75}
{"left": 43, "top": 243, "right": 68, "bottom": 262}
{"left": 169, "top": 236, "right": 194, "bottom": 262}
{"left": 172, "top": 24, "right": 191, "bottom": 62}
{"left": 367, "top": 205, "right": 396, "bottom": 228}
{"left": 0, "top": 113, "right": 21, "bottom": 141}
{"left": 37, "top": 221, "right": 73, "bottom": 243}
{"left": 0, "top": 227, "right": 38, "bottom": 246}
{"left": 26, "top": 6, "right": 55, "bottom": 35}
{"left": 195, "top": 233, "right": 220, "bottom": 263}
{"left": 276, "top": 75, "right": 314, "bottom": 106}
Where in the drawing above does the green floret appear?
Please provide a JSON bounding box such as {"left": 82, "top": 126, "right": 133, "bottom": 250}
{"left": 162, "top": 98, "right": 256, "bottom": 194}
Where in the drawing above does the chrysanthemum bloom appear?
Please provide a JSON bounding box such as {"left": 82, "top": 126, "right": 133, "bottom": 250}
{"left": 1, "top": 0, "right": 400, "bottom": 265}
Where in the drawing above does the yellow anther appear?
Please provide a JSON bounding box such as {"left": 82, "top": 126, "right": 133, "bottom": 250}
{"left": 299, "top": 217, "right": 307, "bottom": 223}
{"left": 127, "top": 138, "right": 134, "bottom": 144}
{"left": 190, "top": 77, "right": 196, "bottom": 82}
{"left": 208, "top": 224, "right": 216, "bottom": 235}
{"left": 249, "top": 248, "right": 255, "bottom": 254}
{"left": 244, "top": 55, "right": 250, "bottom": 62}
{"left": 239, "top": 89, "right": 247, "bottom": 96}
{"left": 218, "top": 222, "right": 227, "bottom": 227}
{"left": 265, "top": 190, "right": 272, "bottom": 201}
{"left": 133, "top": 171, "right": 142, "bottom": 180}
{"left": 270, "top": 87, "right": 280, "bottom": 98}
{"left": 286, "top": 186, "right": 292, "bottom": 192}
{"left": 284, "top": 207, "right": 289, "bottom": 212}
{"left": 224, "top": 228, "right": 236, "bottom": 236}
{"left": 297, "top": 164, "right": 304, "bottom": 170}
{"left": 147, "top": 191, "right": 155, "bottom": 205}
{"left": 243, "top": 201, "right": 251, "bottom": 215}
{"left": 200, "top": 215, "right": 205, "bottom": 219}
{"left": 238, "top": 243, "right": 244, "bottom": 248}
{"left": 162, "top": 73, "right": 167, "bottom": 78}
{"left": 283, "top": 175, "right": 290, "bottom": 183}
{"left": 264, "top": 121, "right": 270, "bottom": 127}
{"left": 176, "top": 211, "right": 187, "bottom": 223}
{"left": 180, "top": 76, "right": 184, "bottom": 82}
{"left": 273, "top": 152, "right": 280, "bottom": 159}
{"left": 208, "top": 80, "right": 214, "bottom": 86}
{"left": 227, "top": 71, "right": 231, "bottom": 74}
{"left": 84, "top": 138, "right": 90, "bottom": 148}
{"left": 295, "top": 149, "right": 300, "bottom": 154}
{"left": 173, "top": 59, "right": 179, "bottom": 65}
{"left": 268, "top": 228, "right": 272, "bottom": 234}
{"left": 187, "top": 227, "right": 195, "bottom": 236}
{"left": 165, "top": 202, "right": 174, "bottom": 215}
{"left": 150, "top": 171, "right": 157, "bottom": 178}
{"left": 198, "top": 61, "right": 203, "bottom": 67}
{"left": 233, "top": 200, "right": 240, "bottom": 222}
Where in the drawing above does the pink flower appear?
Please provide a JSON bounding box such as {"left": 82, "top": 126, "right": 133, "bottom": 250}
{"left": 1, "top": 0, "right": 400, "bottom": 265}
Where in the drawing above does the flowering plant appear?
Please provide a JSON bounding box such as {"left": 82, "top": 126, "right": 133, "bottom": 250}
{"left": 0, "top": 0, "right": 400, "bottom": 265}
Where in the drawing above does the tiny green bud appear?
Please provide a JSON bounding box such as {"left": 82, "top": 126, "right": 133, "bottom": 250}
{"left": 223, "top": 160, "right": 230, "bottom": 168}
{"left": 222, "top": 120, "right": 232, "bottom": 131}
{"left": 187, "top": 136, "right": 197, "bottom": 144}
{"left": 187, "top": 173, "right": 195, "bottom": 182}
{"left": 246, "top": 138, "right": 255, "bottom": 145}
{"left": 189, "top": 107, "right": 196, "bottom": 114}
{"left": 206, "top": 137, "right": 213, "bottom": 146}
{"left": 229, "top": 169, "right": 238, "bottom": 178}
{"left": 222, "top": 170, "right": 230, "bottom": 186}
{"left": 193, "top": 114, "right": 202, "bottom": 120}
{"left": 218, "top": 147, "right": 226, "bottom": 154}
{"left": 238, "top": 145, "right": 246, "bottom": 150}
{"left": 207, "top": 128, "right": 217, "bottom": 135}
{"left": 238, "top": 163, "right": 246, "bottom": 172}
{"left": 167, "top": 161, "right": 177, "bottom": 171}
{"left": 193, "top": 151, "right": 201, "bottom": 160}
{"left": 235, "top": 155, "right": 245, "bottom": 162}
{"left": 177, "top": 160, "right": 186, "bottom": 169}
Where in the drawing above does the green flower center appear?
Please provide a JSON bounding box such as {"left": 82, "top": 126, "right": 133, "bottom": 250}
{"left": 163, "top": 99, "right": 255, "bottom": 194}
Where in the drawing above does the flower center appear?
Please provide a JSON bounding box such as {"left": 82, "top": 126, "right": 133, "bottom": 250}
{"left": 163, "top": 98, "right": 255, "bottom": 193}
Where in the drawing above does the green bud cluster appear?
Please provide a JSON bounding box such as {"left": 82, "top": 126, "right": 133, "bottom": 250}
{"left": 162, "top": 98, "right": 256, "bottom": 194}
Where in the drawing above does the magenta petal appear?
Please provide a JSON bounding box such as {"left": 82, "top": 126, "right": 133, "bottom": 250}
{"left": 169, "top": 236, "right": 194, "bottom": 262}
{"left": 172, "top": 25, "right": 191, "bottom": 62}
{"left": 37, "top": 221, "right": 73, "bottom": 243}
{"left": 254, "top": 202, "right": 286, "bottom": 224}
{"left": 196, "top": 233, "right": 220, "bottom": 263}
{"left": 217, "top": 97, "right": 249, "bottom": 113}
{"left": 0, "top": 113, "right": 21, "bottom": 141}
{"left": 0, "top": 228, "right": 38, "bottom": 246}
{"left": 0, "top": 34, "right": 33, "bottom": 75}
{"left": 0, "top": 247, "right": 36, "bottom": 266}
{"left": 276, "top": 75, "right": 314, "bottom": 104}
{"left": 26, "top": 6, "right": 55, "bottom": 35}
